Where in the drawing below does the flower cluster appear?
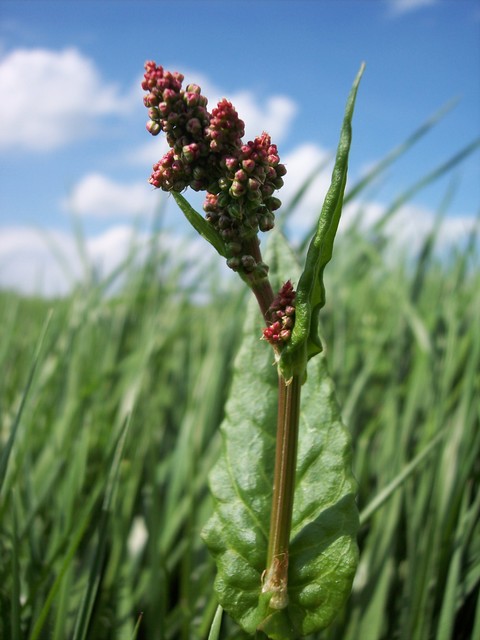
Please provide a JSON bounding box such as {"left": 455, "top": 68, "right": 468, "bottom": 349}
{"left": 263, "top": 281, "right": 296, "bottom": 345}
{"left": 203, "top": 131, "right": 286, "bottom": 272}
{"left": 143, "top": 62, "right": 212, "bottom": 192}
{"left": 142, "top": 61, "right": 286, "bottom": 275}
{"left": 206, "top": 98, "right": 245, "bottom": 155}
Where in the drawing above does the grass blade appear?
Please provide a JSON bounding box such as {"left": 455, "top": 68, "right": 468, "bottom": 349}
{"left": 207, "top": 605, "right": 223, "bottom": 640}
{"left": 359, "top": 429, "right": 445, "bottom": 526}
{"left": 374, "top": 138, "right": 480, "bottom": 232}
{"left": 11, "top": 492, "right": 21, "bottom": 640}
{"left": 0, "top": 310, "right": 52, "bottom": 495}
{"left": 71, "top": 415, "right": 132, "bottom": 640}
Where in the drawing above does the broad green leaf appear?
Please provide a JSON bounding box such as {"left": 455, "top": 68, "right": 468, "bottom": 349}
{"left": 279, "top": 63, "right": 364, "bottom": 382}
{"left": 202, "top": 232, "right": 358, "bottom": 638}
{"left": 171, "top": 191, "right": 227, "bottom": 257}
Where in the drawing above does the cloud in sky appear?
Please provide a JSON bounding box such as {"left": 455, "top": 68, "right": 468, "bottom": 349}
{"left": 387, "top": 0, "right": 438, "bottom": 16}
{"left": 0, "top": 223, "right": 221, "bottom": 298}
{"left": 228, "top": 92, "right": 297, "bottom": 144}
{"left": 0, "top": 227, "right": 81, "bottom": 295}
{"left": 126, "top": 137, "right": 170, "bottom": 167}
{"left": 0, "top": 47, "right": 134, "bottom": 152}
{"left": 62, "top": 142, "right": 325, "bottom": 225}
{"left": 0, "top": 224, "right": 180, "bottom": 297}
{"left": 62, "top": 173, "right": 158, "bottom": 218}
{"left": 282, "top": 143, "right": 332, "bottom": 206}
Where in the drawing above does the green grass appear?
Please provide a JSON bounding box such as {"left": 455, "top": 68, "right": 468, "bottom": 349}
{"left": 320, "top": 216, "right": 480, "bottom": 640}
{"left": 0, "top": 245, "right": 245, "bottom": 640}
{"left": 1, "top": 117, "right": 479, "bottom": 638}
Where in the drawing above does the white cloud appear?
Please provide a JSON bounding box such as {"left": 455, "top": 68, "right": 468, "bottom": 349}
{"left": 0, "top": 225, "right": 146, "bottom": 297}
{"left": 86, "top": 224, "right": 146, "bottom": 271}
{"left": 62, "top": 173, "right": 159, "bottom": 218}
{"left": 0, "top": 227, "right": 79, "bottom": 296}
{"left": 130, "top": 75, "right": 296, "bottom": 170}
{"left": 129, "top": 68, "right": 297, "bottom": 175}
{"left": 227, "top": 91, "right": 297, "bottom": 144}
{"left": 5, "top": 224, "right": 146, "bottom": 296}
{"left": 340, "top": 199, "right": 479, "bottom": 258}
{"left": 279, "top": 142, "right": 334, "bottom": 236}
{"left": 0, "top": 47, "right": 134, "bottom": 151}
{"left": 387, "top": 0, "right": 438, "bottom": 16}
{"left": 125, "top": 137, "right": 169, "bottom": 167}
{"left": 282, "top": 143, "right": 332, "bottom": 201}
{"left": 0, "top": 224, "right": 209, "bottom": 297}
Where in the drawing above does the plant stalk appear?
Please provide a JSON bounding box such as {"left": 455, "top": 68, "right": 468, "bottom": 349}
{"left": 243, "top": 237, "right": 275, "bottom": 320}
{"left": 245, "top": 238, "right": 301, "bottom": 610}
{"left": 262, "top": 372, "right": 302, "bottom": 610}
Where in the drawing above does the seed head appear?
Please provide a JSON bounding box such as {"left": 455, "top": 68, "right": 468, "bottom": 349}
{"left": 142, "top": 61, "right": 288, "bottom": 276}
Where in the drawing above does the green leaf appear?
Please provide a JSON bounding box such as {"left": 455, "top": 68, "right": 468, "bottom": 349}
{"left": 202, "top": 233, "right": 358, "bottom": 638}
{"left": 171, "top": 191, "right": 227, "bottom": 257}
{"left": 279, "top": 63, "right": 365, "bottom": 381}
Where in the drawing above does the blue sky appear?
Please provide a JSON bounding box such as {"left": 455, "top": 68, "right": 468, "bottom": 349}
{"left": 0, "top": 0, "right": 479, "bottom": 295}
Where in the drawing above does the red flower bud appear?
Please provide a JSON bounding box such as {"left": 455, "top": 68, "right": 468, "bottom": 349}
{"left": 224, "top": 157, "right": 238, "bottom": 170}
{"left": 235, "top": 169, "right": 247, "bottom": 182}
{"left": 242, "top": 159, "right": 255, "bottom": 173}
{"left": 146, "top": 121, "right": 161, "bottom": 135}
{"left": 230, "top": 180, "right": 246, "bottom": 197}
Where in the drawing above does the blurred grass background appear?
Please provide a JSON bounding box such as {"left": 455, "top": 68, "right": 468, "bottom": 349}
{"left": 1, "top": 120, "right": 479, "bottom": 639}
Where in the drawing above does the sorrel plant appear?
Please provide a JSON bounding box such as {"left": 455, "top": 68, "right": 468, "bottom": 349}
{"left": 141, "top": 60, "right": 364, "bottom": 638}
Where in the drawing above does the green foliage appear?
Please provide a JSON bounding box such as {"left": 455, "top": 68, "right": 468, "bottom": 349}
{"left": 319, "top": 215, "right": 480, "bottom": 640}
{"left": 202, "top": 234, "right": 358, "bottom": 638}
{"left": 0, "top": 249, "right": 243, "bottom": 640}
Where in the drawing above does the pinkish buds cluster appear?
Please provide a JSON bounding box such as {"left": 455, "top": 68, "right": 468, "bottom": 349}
{"left": 204, "top": 132, "right": 286, "bottom": 272}
{"left": 206, "top": 98, "right": 245, "bottom": 154}
{"left": 142, "top": 61, "right": 286, "bottom": 276}
{"left": 263, "top": 281, "right": 296, "bottom": 345}
{"left": 143, "top": 62, "right": 213, "bottom": 192}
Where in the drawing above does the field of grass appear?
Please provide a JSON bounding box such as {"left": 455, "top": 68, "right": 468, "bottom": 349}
{"left": 1, "top": 121, "right": 479, "bottom": 639}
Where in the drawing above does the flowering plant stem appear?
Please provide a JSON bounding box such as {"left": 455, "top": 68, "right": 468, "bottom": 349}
{"left": 142, "top": 59, "right": 365, "bottom": 637}
{"left": 247, "top": 253, "right": 302, "bottom": 607}
{"left": 262, "top": 373, "right": 302, "bottom": 609}
{"left": 242, "top": 239, "right": 275, "bottom": 320}
{"left": 243, "top": 240, "right": 300, "bottom": 606}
